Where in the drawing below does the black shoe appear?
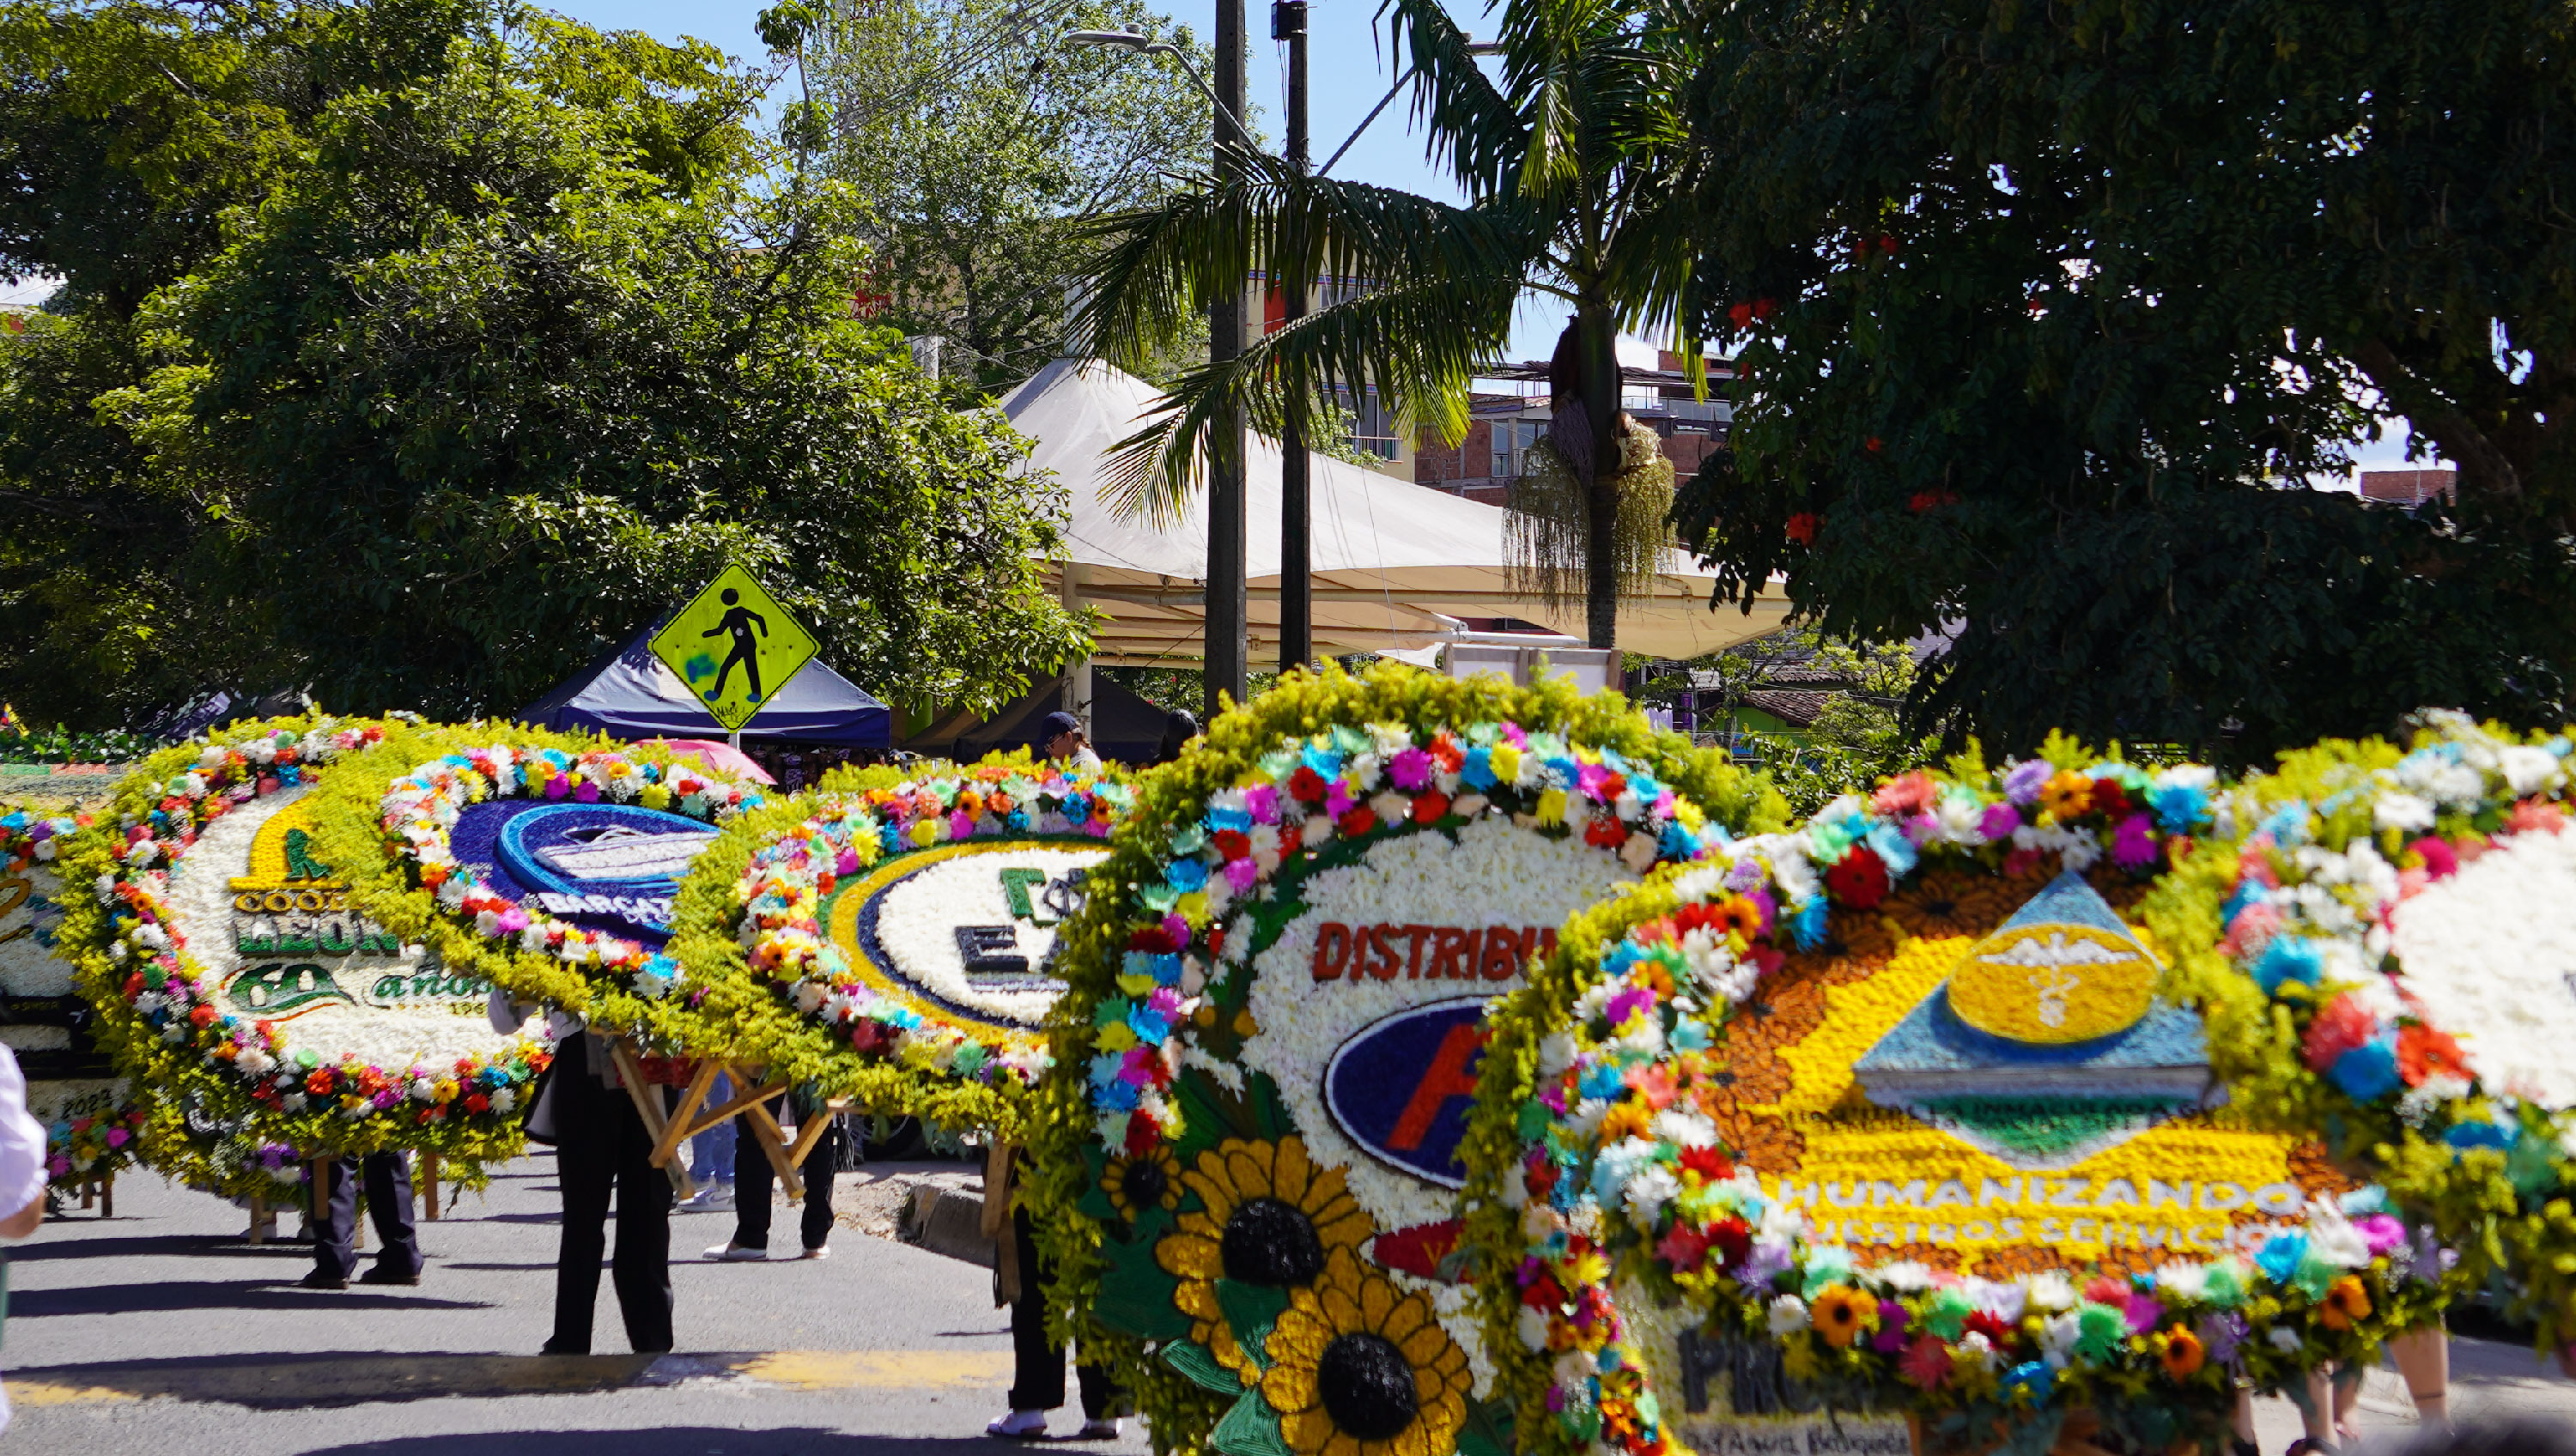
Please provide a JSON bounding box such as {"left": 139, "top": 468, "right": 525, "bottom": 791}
{"left": 299, "top": 1270, "right": 349, "bottom": 1290}
{"left": 539, "top": 1339, "right": 589, "bottom": 1356}
{"left": 357, "top": 1264, "right": 422, "bottom": 1286}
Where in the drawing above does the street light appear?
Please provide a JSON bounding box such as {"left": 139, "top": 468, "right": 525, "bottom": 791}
{"left": 1062, "top": 31, "right": 1251, "bottom": 139}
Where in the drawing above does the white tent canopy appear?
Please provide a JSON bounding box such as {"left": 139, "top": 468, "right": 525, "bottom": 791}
{"left": 1001, "top": 358, "right": 1787, "bottom": 665}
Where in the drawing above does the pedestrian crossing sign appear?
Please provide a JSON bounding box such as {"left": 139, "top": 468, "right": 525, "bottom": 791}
{"left": 649, "top": 565, "right": 819, "bottom": 732}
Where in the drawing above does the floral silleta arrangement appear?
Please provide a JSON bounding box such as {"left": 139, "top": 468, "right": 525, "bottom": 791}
{"left": 57, "top": 717, "right": 552, "bottom": 1173}
{"left": 302, "top": 725, "right": 769, "bottom": 1035}
{"left": 1465, "top": 741, "right": 2424, "bottom": 1456}
{"left": 2150, "top": 709, "right": 2576, "bottom": 1356}
{"left": 3, "top": 804, "right": 150, "bottom": 1191}
{"left": 656, "top": 753, "right": 1132, "bottom": 1139}
{"left": 1025, "top": 664, "right": 1786, "bottom": 1456}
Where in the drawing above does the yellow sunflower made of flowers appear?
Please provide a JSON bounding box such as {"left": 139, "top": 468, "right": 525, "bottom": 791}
{"left": 1104, "top": 1145, "right": 1183, "bottom": 1222}
{"left": 1155, "top": 1136, "right": 1374, "bottom": 1376}
{"left": 1263, "top": 1246, "right": 1472, "bottom": 1456}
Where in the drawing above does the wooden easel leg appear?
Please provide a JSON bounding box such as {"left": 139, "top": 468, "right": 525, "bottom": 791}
{"left": 248, "top": 1194, "right": 267, "bottom": 1245}
{"left": 80, "top": 1179, "right": 94, "bottom": 1210}
{"left": 605, "top": 1038, "right": 696, "bottom": 1199}
{"left": 422, "top": 1153, "right": 440, "bottom": 1220}
{"left": 648, "top": 1061, "right": 721, "bottom": 1171}
{"left": 100, "top": 1174, "right": 112, "bottom": 1218}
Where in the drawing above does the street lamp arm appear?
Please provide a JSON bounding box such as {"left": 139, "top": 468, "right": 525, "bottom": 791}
{"left": 1062, "top": 30, "right": 1252, "bottom": 142}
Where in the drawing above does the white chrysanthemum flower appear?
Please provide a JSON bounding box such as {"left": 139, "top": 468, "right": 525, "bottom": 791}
{"left": 1651, "top": 1108, "right": 1717, "bottom": 1149}
{"left": 1766, "top": 1295, "right": 1809, "bottom": 1334}
{"left": 2038, "top": 1311, "right": 2081, "bottom": 1368}
{"left": 1874, "top": 1261, "right": 1934, "bottom": 1292}
{"left": 2374, "top": 792, "right": 2436, "bottom": 832}
{"left": 1516, "top": 1306, "right": 1549, "bottom": 1350}
{"left": 2153, "top": 1263, "right": 2208, "bottom": 1301}
{"left": 2025, "top": 1271, "right": 2077, "bottom": 1312}
{"left": 1624, "top": 1163, "right": 1680, "bottom": 1228}
{"left": 1537, "top": 1030, "right": 1580, "bottom": 1077}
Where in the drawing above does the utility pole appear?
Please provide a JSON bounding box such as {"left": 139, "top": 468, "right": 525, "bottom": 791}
{"left": 1273, "top": 0, "right": 1311, "bottom": 676}
{"left": 1205, "top": 0, "right": 1251, "bottom": 720}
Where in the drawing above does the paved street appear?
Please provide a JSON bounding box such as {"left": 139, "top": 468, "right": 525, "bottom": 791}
{"left": 8, "top": 1156, "right": 2576, "bottom": 1454}
{"left": 4, "top": 1154, "right": 1146, "bottom": 1455}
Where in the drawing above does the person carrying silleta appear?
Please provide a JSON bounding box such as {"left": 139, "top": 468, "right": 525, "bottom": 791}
{"left": 705, "top": 1085, "right": 841, "bottom": 1261}
{"left": 982, "top": 1140, "right": 1126, "bottom": 1440}
{"left": 300, "top": 1150, "right": 426, "bottom": 1289}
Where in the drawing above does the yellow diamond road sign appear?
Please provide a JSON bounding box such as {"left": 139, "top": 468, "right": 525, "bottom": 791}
{"left": 649, "top": 565, "right": 819, "bottom": 732}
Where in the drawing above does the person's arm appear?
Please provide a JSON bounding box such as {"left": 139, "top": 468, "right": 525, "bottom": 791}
{"left": 0, "top": 1046, "right": 45, "bottom": 1239}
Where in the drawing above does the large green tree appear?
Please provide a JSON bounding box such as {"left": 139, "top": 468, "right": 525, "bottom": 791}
{"left": 1669, "top": 0, "right": 2576, "bottom": 758}
{"left": 0, "top": 0, "right": 1086, "bottom": 724}
{"left": 772, "top": 0, "right": 1206, "bottom": 390}
{"left": 1077, "top": 0, "right": 1707, "bottom": 649}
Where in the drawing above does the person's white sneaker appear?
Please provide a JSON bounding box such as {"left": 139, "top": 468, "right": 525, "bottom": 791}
{"left": 703, "top": 1181, "right": 736, "bottom": 1210}
{"left": 1075, "top": 1418, "right": 1125, "bottom": 1441}
{"left": 799, "top": 1244, "right": 831, "bottom": 1260}
{"left": 986, "top": 1410, "right": 1048, "bottom": 1440}
{"left": 703, "top": 1241, "right": 769, "bottom": 1261}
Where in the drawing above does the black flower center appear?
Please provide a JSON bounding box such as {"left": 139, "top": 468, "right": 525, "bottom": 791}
{"left": 1121, "top": 1157, "right": 1169, "bottom": 1210}
{"left": 1219, "top": 1196, "right": 1326, "bottom": 1284}
{"left": 1318, "top": 1332, "right": 1419, "bottom": 1441}
{"left": 1922, "top": 896, "right": 1957, "bottom": 920}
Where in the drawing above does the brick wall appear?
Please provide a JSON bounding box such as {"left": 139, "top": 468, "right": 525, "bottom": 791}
{"left": 2360, "top": 469, "right": 2457, "bottom": 506}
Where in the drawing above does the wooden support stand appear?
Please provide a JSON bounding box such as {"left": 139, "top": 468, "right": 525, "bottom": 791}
{"left": 632, "top": 1049, "right": 850, "bottom": 1204}
{"left": 100, "top": 1174, "right": 112, "bottom": 1217}
{"left": 247, "top": 1194, "right": 267, "bottom": 1244}
{"left": 605, "top": 1038, "right": 701, "bottom": 1201}
{"left": 421, "top": 1152, "right": 440, "bottom": 1220}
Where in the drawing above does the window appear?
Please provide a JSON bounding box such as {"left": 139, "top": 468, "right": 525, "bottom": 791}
{"left": 1344, "top": 390, "right": 1400, "bottom": 460}
{"left": 1491, "top": 419, "right": 1548, "bottom": 478}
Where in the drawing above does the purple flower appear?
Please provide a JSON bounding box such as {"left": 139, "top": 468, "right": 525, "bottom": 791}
{"left": 2111, "top": 813, "right": 2160, "bottom": 869}
{"left": 1978, "top": 803, "right": 2023, "bottom": 841}
{"left": 1725, "top": 859, "right": 1766, "bottom": 891}
{"left": 1901, "top": 812, "right": 1939, "bottom": 846}
{"left": 2123, "top": 1293, "right": 2164, "bottom": 1334}
{"left": 1244, "top": 785, "right": 1279, "bottom": 823}
{"left": 2196, "top": 1311, "right": 2246, "bottom": 1366}
{"left": 1730, "top": 1240, "right": 1792, "bottom": 1289}
{"left": 1872, "top": 1299, "right": 1911, "bottom": 1351}
{"left": 1388, "top": 746, "right": 1435, "bottom": 791}
{"left": 1223, "top": 858, "right": 1259, "bottom": 892}
{"left": 2004, "top": 760, "right": 2050, "bottom": 806}
{"left": 1605, "top": 986, "right": 1656, "bottom": 1026}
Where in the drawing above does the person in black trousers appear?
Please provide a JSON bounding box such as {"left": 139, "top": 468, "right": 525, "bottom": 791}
{"left": 301, "top": 1152, "right": 425, "bottom": 1289}
{"left": 707, "top": 1093, "right": 838, "bottom": 1260}
{"left": 984, "top": 1144, "right": 1124, "bottom": 1440}
{"left": 538, "top": 1029, "right": 673, "bottom": 1354}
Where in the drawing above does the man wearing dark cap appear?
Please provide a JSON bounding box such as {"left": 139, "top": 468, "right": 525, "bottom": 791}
{"left": 1040, "top": 711, "right": 1102, "bottom": 773}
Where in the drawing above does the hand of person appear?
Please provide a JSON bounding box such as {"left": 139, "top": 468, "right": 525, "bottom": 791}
{"left": 0, "top": 1192, "right": 40, "bottom": 1240}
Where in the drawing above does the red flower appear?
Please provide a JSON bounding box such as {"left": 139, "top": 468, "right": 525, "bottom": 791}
{"left": 1826, "top": 846, "right": 1890, "bottom": 907}
{"left": 2089, "top": 779, "right": 2131, "bottom": 816}
{"left": 1864, "top": 436, "right": 1884, "bottom": 453}
{"left": 1656, "top": 1222, "right": 1713, "bottom": 1271}
{"left": 1964, "top": 1312, "right": 2020, "bottom": 1350}
{"left": 1584, "top": 817, "right": 1628, "bottom": 847}
{"left": 305, "top": 1071, "right": 337, "bottom": 1095}
{"left": 1751, "top": 297, "right": 1777, "bottom": 320}
{"left": 1679, "top": 1144, "right": 1735, "bottom": 1184}
{"left": 1121, "top": 1111, "right": 1160, "bottom": 1158}
{"left": 1728, "top": 301, "right": 1754, "bottom": 328}
{"left": 464, "top": 1094, "right": 490, "bottom": 1113}
{"left": 1784, "top": 512, "right": 1820, "bottom": 545}
{"left": 1707, "top": 1215, "right": 1753, "bottom": 1271}
{"left": 1410, "top": 792, "right": 1450, "bottom": 826}
{"left": 188, "top": 1004, "right": 217, "bottom": 1028}
{"left": 1907, "top": 489, "right": 1960, "bottom": 513}
{"left": 1878, "top": 234, "right": 1899, "bottom": 255}
{"left": 1337, "top": 807, "right": 1376, "bottom": 839}
{"left": 1286, "top": 766, "right": 1327, "bottom": 803}
{"left": 1212, "top": 829, "right": 1252, "bottom": 861}
{"left": 2303, "top": 992, "right": 2379, "bottom": 1072}
{"left": 1127, "top": 925, "right": 1180, "bottom": 954}
{"left": 1521, "top": 1271, "right": 1568, "bottom": 1309}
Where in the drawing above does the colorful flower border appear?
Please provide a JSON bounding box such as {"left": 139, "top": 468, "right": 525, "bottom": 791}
{"left": 302, "top": 724, "right": 767, "bottom": 1034}
{"left": 653, "top": 753, "right": 1130, "bottom": 1140}
{"left": 58, "top": 717, "right": 550, "bottom": 1167}
{"left": 1465, "top": 743, "right": 2422, "bottom": 1456}
{"left": 3, "top": 803, "right": 150, "bottom": 1191}
{"left": 1026, "top": 664, "right": 1788, "bottom": 1456}
{"left": 2145, "top": 710, "right": 2576, "bottom": 1351}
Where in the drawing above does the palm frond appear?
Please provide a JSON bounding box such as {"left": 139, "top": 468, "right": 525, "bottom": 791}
{"left": 1375, "top": 0, "right": 1528, "bottom": 200}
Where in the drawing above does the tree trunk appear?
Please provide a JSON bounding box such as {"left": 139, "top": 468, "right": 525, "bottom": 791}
{"left": 1577, "top": 309, "right": 1622, "bottom": 652}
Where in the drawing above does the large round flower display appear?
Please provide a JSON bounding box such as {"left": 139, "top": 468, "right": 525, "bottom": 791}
{"left": 1028, "top": 664, "right": 1784, "bottom": 1456}
{"left": 2157, "top": 710, "right": 2576, "bottom": 1353}
{"left": 2, "top": 804, "right": 146, "bottom": 1190}
{"left": 1467, "top": 747, "right": 2420, "bottom": 1456}
{"left": 58, "top": 718, "right": 550, "bottom": 1174}
{"left": 655, "top": 755, "right": 1129, "bottom": 1137}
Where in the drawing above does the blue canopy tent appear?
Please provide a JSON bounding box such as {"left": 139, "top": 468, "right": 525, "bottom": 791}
{"left": 519, "top": 626, "right": 892, "bottom": 749}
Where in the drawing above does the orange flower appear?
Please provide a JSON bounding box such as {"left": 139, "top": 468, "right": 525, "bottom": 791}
{"left": 1810, "top": 1285, "right": 1879, "bottom": 1349}
{"left": 2160, "top": 1326, "right": 2206, "bottom": 1379}
{"left": 2398, "top": 1023, "right": 2470, "bottom": 1086}
{"left": 2039, "top": 771, "right": 2094, "bottom": 820}
{"left": 1710, "top": 895, "right": 1765, "bottom": 940}
{"left": 2319, "top": 1276, "right": 2372, "bottom": 1331}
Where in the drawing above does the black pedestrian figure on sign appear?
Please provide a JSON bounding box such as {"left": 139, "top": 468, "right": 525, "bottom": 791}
{"left": 702, "top": 588, "right": 769, "bottom": 704}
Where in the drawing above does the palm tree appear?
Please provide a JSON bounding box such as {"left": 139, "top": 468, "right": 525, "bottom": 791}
{"left": 1074, "top": 0, "right": 1709, "bottom": 650}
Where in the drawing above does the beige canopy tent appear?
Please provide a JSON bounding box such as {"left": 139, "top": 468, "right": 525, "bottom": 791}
{"left": 1000, "top": 359, "right": 1789, "bottom": 666}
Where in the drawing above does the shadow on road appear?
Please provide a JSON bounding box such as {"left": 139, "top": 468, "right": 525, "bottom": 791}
{"left": 10, "top": 1350, "right": 656, "bottom": 1408}
{"left": 301, "top": 1430, "right": 1015, "bottom": 1455}
{"left": 10, "top": 1233, "right": 312, "bottom": 1263}
{"left": 15, "top": 1279, "right": 495, "bottom": 1317}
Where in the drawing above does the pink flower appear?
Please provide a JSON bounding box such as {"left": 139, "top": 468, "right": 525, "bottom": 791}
{"left": 543, "top": 774, "right": 572, "bottom": 801}
{"left": 1388, "top": 747, "right": 1435, "bottom": 791}
{"left": 2509, "top": 798, "right": 2570, "bottom": 835}
{"left": 2123, "top": 1293, "right": 2164, "bottom": 1334}
{"left": 2354, "top": 1214, "right": 2407, "bottom": 1256}
{"left": 1223, "top": 858, "right": 1259, "bottom": 892}
{"left": 106, "top": 1128, "right": 129, "bottom": 1147}
{"left": 1873, "top": 772, "right": 1937, "bottom": 817}
{"left": 46, "top": 1155, "right": 69, "bottom": 1176}
{"left": 1244, "top": 785, "right": 1279, "bottom": 824}
{"left": 2409, "top": 836, "right": 2458, "bottom": 879}
{"left": 947, "top": 810, "right": 975, "bottom": 840}
{"left": 1898, "top": 1335, "right": 1953, "bottom": 1391}
{"left": 2221, "top": 901, "right": 2282, "bottom": 959}
{"left": 2303, "top": 992, "right": 2380, "bottom": 1072}
{"left": 572, "top": 779, "right": 601, "bottom": 804}
{"left": 1978, "top": 804, "right": 2021, "bottom": 841}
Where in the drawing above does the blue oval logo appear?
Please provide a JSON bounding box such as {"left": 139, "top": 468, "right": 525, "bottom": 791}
{"left": 1323, "top": 998, "right": 1493, "bottom": 1189}
{"left": 454, "top": 801, "right": 719, "bottom": 943}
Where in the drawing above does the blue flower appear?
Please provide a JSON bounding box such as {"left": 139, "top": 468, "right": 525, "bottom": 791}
{"left": 1301, "top": 744, "right": 1344, "bottom": 779}
{"left": 1088, "top": 1053, "right": 1126, "bottom": 1089}
{"left": 1207, "top": 806, "right": 1252, "bottom": 834}
{"left": 1461, "top": 746, "right": 1498, "bottom": 791}
{"left": 1127, "top": 1007, "right": 1171, "bottom": 1044}
{"left": 1580, "top": 1063, "right": 1627, "bottom": 1101}
{"left": 2254, "top": 1232, "right": 2307, "bottom": 1284}
{"left": 2002, "top": 1362, "right": 2054, "bottom": 1406}
{"left": 2330, "top": 1039, "right": 2403, "bottom": 1101}
{"left": 2445, "top": 1119, "right": 2517, "bottom": 1153}
{"left": 2251, "top": 936, "right": 2325, "bottom": 996}
{"left": 1164, "top": 858, "right": 1209, "bottom": 893}
{"left": 2260, "top": 800, "right": 2311, "bottom": 846}
{"left": 1863, "top": 822, "right": 1918, "bottom": 877}
{"left": 2148, "top": 783, "right": 2208, "bottom": 834}
{"left": 2220, "top": 879, "right": 2262, "bottom": 923}
{"left": 1791, "top": 897, "right": 1829, "bottom": 951}
{"left": 1097, "top": 1079, "right": 1140, "bottom": 1113}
